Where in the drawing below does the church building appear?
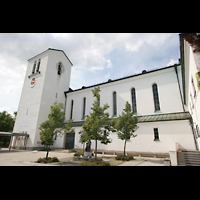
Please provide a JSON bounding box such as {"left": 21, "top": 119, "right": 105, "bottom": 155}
{"left": 12, "top": 34, "right": 200, "bottom": 158}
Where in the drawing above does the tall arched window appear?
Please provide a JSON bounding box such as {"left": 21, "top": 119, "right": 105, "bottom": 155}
{"left": 131, "top": 88, "right": 137, "bottom": 113}
{"left": 82, "top": 97, "right": 86, "bottom": 119}
{"left": 152, "top": 84, "right": 160, "bottom": 111}
{"left": 113, "top": 91, "right": 117, "bottom": 116}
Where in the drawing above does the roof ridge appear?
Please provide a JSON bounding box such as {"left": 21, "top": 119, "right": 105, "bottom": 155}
{"left": 66, "top": 63, "right": 180, "bottom": 93}
{"left": 28, "top": 48, "right": 73, "bottom": 66}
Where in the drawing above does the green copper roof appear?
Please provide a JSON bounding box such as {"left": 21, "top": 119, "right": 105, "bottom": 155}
{"left": 137, "top": 112, "right": 191, "bottom": 123}
{"left": 66, "top": 112, "right": 192, "bottom": 127}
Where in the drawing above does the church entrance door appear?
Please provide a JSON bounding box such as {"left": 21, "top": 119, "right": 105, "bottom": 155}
{"left": 65, "top": 133, "right": 75, "bottom": 149}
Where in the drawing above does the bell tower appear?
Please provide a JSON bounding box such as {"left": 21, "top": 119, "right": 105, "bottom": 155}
{"left": 12, "top": 48, "right": 73, "bottom": 149}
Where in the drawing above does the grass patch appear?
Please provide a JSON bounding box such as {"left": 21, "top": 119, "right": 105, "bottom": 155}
{"left": 79, "top": 161, "right": 110, "bottom": 166}
{"left": 35, "top": 157, "right": 59, "bottom": 163}
{"left": 115, "top": 154, "right": 134, "bottom": 161}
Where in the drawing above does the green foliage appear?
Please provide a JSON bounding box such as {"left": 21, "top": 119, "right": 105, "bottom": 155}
{"left": 36, "top": 157, "right": 59, "bottom": 163}
{"left": 115, "top": 154, "right": 134, "bottom": 161}
{"left": 196, "top": 72, "right": 200, "bottom": 90}
{"left": 74, "top": 152, "right": 84, "bottom": 156}
{"left": 74, "top": 152, "right": 94, "bottom": 156}
{"left": 0, "top": 111, "right": 15, "bottom": 132}
{"left": 113, "top": 101, "right": 139, "bottom": 156}
{"left": 39, "top": 102, "right": 74, "bottom": 159}
{"left": 79, "top": 161, "right": 110, "bottom": 166}
{"left": 79, "top": 131, "right": 90, "bottom": 144}
{"left": 114, "top": 101, "right": 138, "bottom": 140}
{"left": 79, "top": 87, "right": 115, "bottom": 160}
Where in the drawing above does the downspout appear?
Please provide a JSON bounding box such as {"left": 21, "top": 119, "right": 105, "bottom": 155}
{"left": 174, "top": 65, "right": 185, "bottom": 112}
{"left": 64, "top": 92, "right": 67, "bottom": 114}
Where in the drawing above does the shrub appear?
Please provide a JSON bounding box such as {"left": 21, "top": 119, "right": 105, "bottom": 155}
{"left": 74, "top": 152, "right": 84, "bottom": 156}
{"left": 50, "top": 157, "right": 59, "bottom": 162}
{"left": 79, "top": 161, "right": 110, "bottom": 166}
{"left": 74, "top": 152, "right": 94, "bottom": 156}
{"left": 36, "top": 157, "right": 59, "bottom": 163}
{"left": 115, "top": 154, "right": 134, "bottom": 161}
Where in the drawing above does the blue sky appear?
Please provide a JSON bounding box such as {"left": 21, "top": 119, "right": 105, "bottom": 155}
{"left": 0, "top": 33, "right": 180, "bottom": 115}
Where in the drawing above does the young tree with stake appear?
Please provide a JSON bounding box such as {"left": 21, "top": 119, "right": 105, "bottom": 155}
{"left": 79, "top": 87, "right": 115, "bottom": 161}
{"left": 113, "top": 101, "right": 139, "bottom": 156}
{"left": 39, "top": 102, "right": 74, "bottom": 160}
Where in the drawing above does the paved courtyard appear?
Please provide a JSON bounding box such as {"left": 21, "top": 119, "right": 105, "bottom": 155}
{"left": 0, "top": 148, "right": 165, "bottom": 166}
{"left": 0, "top": 149, "right": 75, "bottom": 166}
{"left": 118, "top": 156, "right": 165, "bottom": 166}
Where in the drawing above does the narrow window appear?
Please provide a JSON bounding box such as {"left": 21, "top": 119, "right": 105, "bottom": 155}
{"left": 113, "top": 91, "right": 117, "bottom": 116}
{"left": 191, "top": 77, "right": 196, "bottom": 98}
{"left": 131, "top": 88, "right": 137, "bottom": 113}
{"left": 152, "top": 84, "right": 160, "bottom": 111}
{"left": 54, "top": 133, "right": 57, "bottom": 140}
{"left": 36, "top": 58, "right": 41, "bottom": 72}
{"left": 196, "top": 125, "right": 200, "bottom": 137}
{"left": 58, "top": 62, "right": 61, "bottom": 75}
{"left": 97, "top": 95, "right": 100, "bottom": 107}
{"left": 154, "top": 128, "right": 159, "bottom": 141}
{"left": 190, "top": 93, "right": 194, "bottom": 109}
{"left": 82, "top": 97, "right": 86, "bottom": 119}
{"left": 32, "top": 61, "right": 36, "bottom": 74}
{"left": 56, "top": 93, "right": 57, "bottom": 98}
{"left": 70, "top": 100, "right": 74, "bottom": 120}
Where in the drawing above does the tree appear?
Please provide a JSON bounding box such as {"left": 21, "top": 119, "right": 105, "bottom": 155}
{"left": 0, "top": 111, "right": 16, "bottom": 147}
{"left": 79, "top": 87, "right": 114, "bottom": 161}
{"left": 113, "top": 101, "right": 139, "bottom": 156}
{"left": 0, "top": 111, "right": 15, "bottom": 132}
{"left": 183, "top": 33, "right": 200, "bottom": 53}
{"left": 39, "top": 102, "right": 74, "bottom": 159}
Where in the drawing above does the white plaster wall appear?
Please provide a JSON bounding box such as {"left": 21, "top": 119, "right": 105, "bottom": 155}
{"left": 33, "top": 50, "right": 72, "bottom": 146}
{"left": 184, "top": 41, "right": 200, "bottom": 149}
{"left": 13, "top": 51, "right": 49, "bottom": 147}
{"left": 13, "top": 49, "right": 72, "bottom": 148}
{"left": 73, "top": 120, "right": 196, "bottom": 153}
{"left": 65, "top": 66, "right": 184, "bottom": 122}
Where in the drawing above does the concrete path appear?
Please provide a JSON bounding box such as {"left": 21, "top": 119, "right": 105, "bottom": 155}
{"left": 118, "top": 156, "right": 165, "bottom": 166}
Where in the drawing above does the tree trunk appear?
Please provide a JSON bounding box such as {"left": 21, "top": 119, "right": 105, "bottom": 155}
{"left": 124, "top": 139, "right": 127, "bottom": 157}
{"left": 46, "top": 145, "right": 50, "bottom": 160}
{"left": 95, "top": 139, "right": 97, "bottom": 161}
{"left": 83, "top": 143, "right": 85, "bottom": 153}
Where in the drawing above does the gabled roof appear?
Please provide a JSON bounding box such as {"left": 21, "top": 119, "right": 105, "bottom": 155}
{"left": 65, "top": 63, "right": 179, "bottom": 94}
{"left": 28, "top": 48, "right": 73, "bottom": 66}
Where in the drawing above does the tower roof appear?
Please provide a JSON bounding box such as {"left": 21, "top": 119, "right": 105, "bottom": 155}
{"left": 28, "top": 48, "right": 73, "bottom": 66}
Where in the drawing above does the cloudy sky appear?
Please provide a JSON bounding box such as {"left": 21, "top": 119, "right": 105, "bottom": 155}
{"left": 0, "top": 33, "right": 180, "bottom": 115}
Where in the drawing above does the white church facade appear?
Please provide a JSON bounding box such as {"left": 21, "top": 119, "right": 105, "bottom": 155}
{"left": 12, "top": 34, "right": 200, "bottom": 157}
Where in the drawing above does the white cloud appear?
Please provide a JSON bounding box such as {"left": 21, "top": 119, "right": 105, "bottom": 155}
{"left": 0, "top": 106, "right": 12, "bottom": 115}
{"left": 124, "top": 33, "right": 173, "bottom": 52}
{"left": 167, "top": 59, "right": 178, "bottom": 66}
{"left": 106, "top": 59, "right": 112, "bottom": 68}
{"left": 0, "top": 33, "right": 179, "bottom": 114}
{"left": 104, "top": 73, "right": 111, "bottom": 79}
